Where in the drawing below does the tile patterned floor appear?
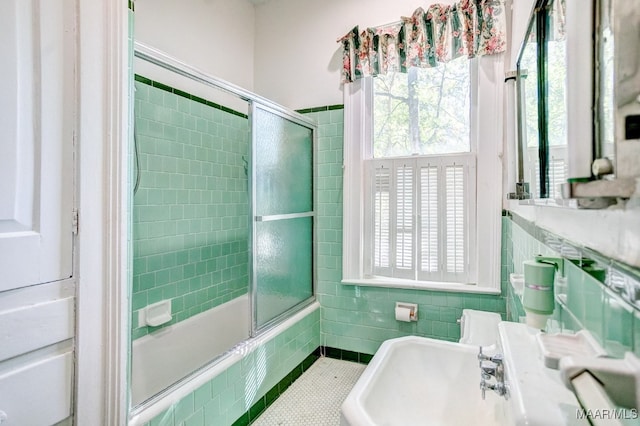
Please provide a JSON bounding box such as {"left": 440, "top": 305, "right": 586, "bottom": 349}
{"left": 252, "top": 357, "right": 366, "bottom": 426}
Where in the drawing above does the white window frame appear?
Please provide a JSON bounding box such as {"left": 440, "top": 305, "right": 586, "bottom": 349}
{"left": 342, "top": 56, "right": 504, "bottom": 294}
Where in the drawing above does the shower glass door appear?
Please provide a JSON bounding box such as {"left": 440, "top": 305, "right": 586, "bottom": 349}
{"left": 251, "top": 104, "right": 315, "bottom": 331}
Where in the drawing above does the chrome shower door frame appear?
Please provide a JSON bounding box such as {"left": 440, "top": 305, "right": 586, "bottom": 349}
{"left": 248, "top": 101, "right": 318, "bottom": 337}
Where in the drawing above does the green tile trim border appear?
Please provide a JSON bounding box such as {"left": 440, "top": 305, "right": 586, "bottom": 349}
{"left": 230, "top": 346, "right": 370, "bottom": 425}
{"left": 134, "top": 74, "right": 248, "bottom": 119}
{"left": 296, "top": 105, "right": 344, "bottom": 114}
{"left": 506, "top": 209, "right": 640, "bottom": 311}
{"left": 322, "top": 346, "right": 373, "bottom": 364}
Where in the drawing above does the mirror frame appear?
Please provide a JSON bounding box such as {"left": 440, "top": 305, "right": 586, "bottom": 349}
{"left": 516, "top": 0, "right": 551, "bottom": 199}
{"left": 516, "top": 0, "right": 578, "bottom": 200}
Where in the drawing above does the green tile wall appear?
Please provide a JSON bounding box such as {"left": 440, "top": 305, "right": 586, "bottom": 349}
{"left": 132, "top": 79, "right": 250, "bottom": 339}
{"left": 504, "top": 214, "right": 640, "bottom": 358}
{"left": 303, "top": 107, "right": 506, "bottom": 355}
{"left": 144, "top": 307, "right": 320, "bottom": 426}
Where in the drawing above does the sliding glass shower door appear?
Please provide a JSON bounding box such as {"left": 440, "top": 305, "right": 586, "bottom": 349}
{"left": 251, "top": 104, "right": 315, "bottom": 331}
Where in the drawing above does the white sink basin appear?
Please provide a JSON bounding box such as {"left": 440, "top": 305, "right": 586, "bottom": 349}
{"left": 341, "top": 322, "right": 592, "bottom": 426}
{"left": 340, "top": 336, "right": 505, "bottom": 426}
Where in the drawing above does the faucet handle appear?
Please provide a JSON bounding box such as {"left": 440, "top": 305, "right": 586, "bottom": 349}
{"left": 478, "top": 346, "right": 491, "bottom": 365}
{"left": 480, "top": 360, "right": 497, "bottom": 377}
{"left": 491, "top": 353, "right": 503, "bottom": 365}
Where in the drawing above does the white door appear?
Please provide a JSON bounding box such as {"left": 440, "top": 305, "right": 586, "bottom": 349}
{"left": 0, "top": 0, "right": 75, "bottom": 292}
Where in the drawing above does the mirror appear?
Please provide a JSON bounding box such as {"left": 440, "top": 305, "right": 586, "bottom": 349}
{"left": 546, "top": 0, "right": 568, "bottom": 198}
{"left": 516, "top": 0, "right": 568, "bottom": 199}
{"left": 596, "top": 0, "right": 640, "bottom": 178}
{"left": 516, "top": 9, "right": 538, "bottom": 198}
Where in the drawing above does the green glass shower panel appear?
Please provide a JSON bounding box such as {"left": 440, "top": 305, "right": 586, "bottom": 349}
{"left": 256, "top": 218, "right": 313, "bottom": 327}
{"left": 254, "top": 108, "right": 313, "bottom": 216}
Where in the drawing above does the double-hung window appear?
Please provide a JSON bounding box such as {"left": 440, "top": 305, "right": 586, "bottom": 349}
{"left": 363, "top": 59, "right": 476, "bottom": 284}
{"left": 343, "top": 56, "right": 502, "bottom": 293}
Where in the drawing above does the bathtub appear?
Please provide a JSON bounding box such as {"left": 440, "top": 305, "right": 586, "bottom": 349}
{"left": 129, "top": 298, "right": 319, "bottom": 426}
{"left": 131, "top": 294, "right": 250, "bottom": 407}
{"left": 340, "top": 336, "right": 505, "bottom": 426}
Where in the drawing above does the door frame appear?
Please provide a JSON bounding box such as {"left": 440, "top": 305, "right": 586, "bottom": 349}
{"left": 75, "top": 0, "right": 130, "bottom": 424}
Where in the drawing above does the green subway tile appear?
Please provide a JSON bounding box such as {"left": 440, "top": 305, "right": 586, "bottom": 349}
{"left": 602, "top": 287, "right": 633, "bottom": 357}
{"left": 341, "top": 349, "right": 359, "bottom": 362}
{"left": 203, "top": 396, "right": 222, "bottom": 424}
{"left": 447, "top": 323, "right": 461, "bottom": 340}
{"left": 582, "top": 274, "right": 605, "bottom": 345}
{"left": 148, "top": 409, "right": 173, "bottom": 426}
{"left": 173, "top": 393, "right": 194, "bottom": 424}
{"left": 132, "top": 292, "right": 147, "bottom": 310}
{"left": 439, "top": 307, "right": 458, "bottom": 323}
{"left": 151, "top": 80, "right": 173, "bottom": 94}
{"left": 264, "top": 385, "right": 279, "bottom": 406}
{"left": 147, "top": 287, "right": 164, "bottom": 304}
{"left": 248, "top": 397, "right": 266, "bottom": 421}
{"left": 193, "top": 383, "right": 211, "bottom": 410}
{"left": 635, "top": 311, "right": 640, "bottom": 358}
{"left": 230, "top": 410, "right": 250, "bottom": 426}
{"left": 433, "top": 321, "right": 448, "bottom": 338}
{"left": 139, "top": 272, "right": 155, "bottom": 290}
{"left": 184, "top": 409, "right": 205, "bottom": 426}
{"left": 446, "top": 294, "right": 463, "bottom": 308}
{"left": 210, "top": 373, "right": 227, "bottom": 397}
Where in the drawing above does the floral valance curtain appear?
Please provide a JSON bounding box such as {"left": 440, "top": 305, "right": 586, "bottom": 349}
{"left": 337, "top": 0, "right": 507, "bottom": 83}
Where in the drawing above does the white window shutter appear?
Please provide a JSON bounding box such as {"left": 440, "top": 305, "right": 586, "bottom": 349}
{"left": 372, "top": 162, "right": 391, "bottom": 275}
{"left": 418, "top": 162, "right": 439, "bottom": 280}
{"left": 393, "top": 162, "right": 414, "bottom": 279}
{"left": 444, "top": 162, "right": 467, "bottom": 281}
{"left": 367, "top": 155, "right": 473, "bottom": 283}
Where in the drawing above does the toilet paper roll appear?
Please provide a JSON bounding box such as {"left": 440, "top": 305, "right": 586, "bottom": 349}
{"left": 395, "top": 306, "right": 412, "bottom": 322}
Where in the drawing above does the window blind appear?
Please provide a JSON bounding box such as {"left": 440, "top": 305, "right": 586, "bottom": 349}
{"left": 369, "top": 155, "right": 473, "bottom": 282}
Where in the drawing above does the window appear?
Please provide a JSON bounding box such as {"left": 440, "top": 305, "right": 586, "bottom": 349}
{"left": 343, "top": 56, "right": 502, "bottom": 293}
{"left": 363, "top": 61, "right": 476, "bottom": 284}
{"left": 372, "top": 63, "right": 471, "bottom": 157}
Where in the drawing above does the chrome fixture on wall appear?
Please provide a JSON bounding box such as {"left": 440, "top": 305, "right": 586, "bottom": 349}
{"left": 478, "top": 346, "right": 508, "bottom": 400}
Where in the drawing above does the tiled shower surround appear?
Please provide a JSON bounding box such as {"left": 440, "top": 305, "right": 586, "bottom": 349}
{"left": 132, "top": 77, "right": 249, "bottom": 339}
{"left": 504, "top": 214, "right": 640, "bottom": 358}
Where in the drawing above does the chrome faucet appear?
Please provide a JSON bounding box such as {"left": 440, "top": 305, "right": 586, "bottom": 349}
{"left": 478, "top": 347, "right": 508, "bottom": 400}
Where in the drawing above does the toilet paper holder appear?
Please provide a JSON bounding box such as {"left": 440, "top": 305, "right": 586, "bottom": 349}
{"left": 395, "top": 302, "right": 418, "bottom": 322}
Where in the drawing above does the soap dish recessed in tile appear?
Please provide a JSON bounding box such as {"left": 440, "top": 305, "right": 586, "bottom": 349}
{"left": 536, "top": 330, "right": 607, "bottom": 369}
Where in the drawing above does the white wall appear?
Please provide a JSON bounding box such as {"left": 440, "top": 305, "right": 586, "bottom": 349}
{"left": 135, "top": 0, "right": 255, "bottom": 91}
{"left": 254, "top": 0, "right": 454, "bottom": 110}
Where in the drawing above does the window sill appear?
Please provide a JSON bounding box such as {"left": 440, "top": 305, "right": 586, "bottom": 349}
{"left": 341, "top": 277, "right": 501, "bottom": 295}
